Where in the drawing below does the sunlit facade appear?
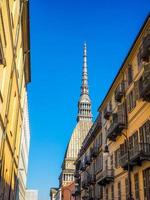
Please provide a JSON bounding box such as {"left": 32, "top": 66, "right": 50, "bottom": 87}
{"left": 0, "top": 0, "right": 30, "bottom": 199}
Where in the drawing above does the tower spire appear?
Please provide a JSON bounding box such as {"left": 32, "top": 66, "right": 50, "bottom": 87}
{"left": 77, "top": 43, "right": 92, "bottom": 122}
{"left": 81, "top": 42, "right": 89, "bottom": 95}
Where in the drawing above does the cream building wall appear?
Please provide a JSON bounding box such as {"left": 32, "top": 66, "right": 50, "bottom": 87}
{"left": 16, "top": 92, "right": 30, "bottom": 200}
{"left": 25, "top": 190, "right": 38, "bottom": 200}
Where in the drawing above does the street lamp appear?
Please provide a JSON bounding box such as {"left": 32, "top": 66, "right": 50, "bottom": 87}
{"left": 104, "top": 133, "right": 134, "bottom": 200}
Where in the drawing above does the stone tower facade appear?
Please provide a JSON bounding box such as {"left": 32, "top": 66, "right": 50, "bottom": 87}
{"left": 59, "top": 43, "right": 93, "bottom": 187}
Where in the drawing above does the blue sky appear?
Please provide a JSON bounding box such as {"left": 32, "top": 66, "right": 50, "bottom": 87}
{"left": 27, "top": 0, "right": 150, "bottom": 199}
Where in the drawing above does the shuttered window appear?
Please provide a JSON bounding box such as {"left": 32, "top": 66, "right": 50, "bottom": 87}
{"left": 105, "top": 187, "right": 108, "bottom": 200}
{"left": 127, "top": 90, "right": 136, "bottom": 113}
{"left": 125, "top": 178, "right": 129, "bottom": 200}
{"left": 111, "top": 184, "right": 114, "bottom": 200}
{"left": 128, "top": 131, "right": 138, "bottom": 153}
{"left": 134, "top": 173, "right": 140, "bottom": 200}
{"left": 127, "top": 65, "right": 133, "bottom": 86}
{"left": 110, "top": 154, "right": 113, "bottom": 169}
{"left": 139, "top": 120, "right": 150, "bottom": 144}
{"left": 118, "top": 182, "right": 121, "bottom": 200}
{"left": 115, "top": 149, "right": 120, "bottom": 168}
{"left": 143, "top": 168, "right": 150, "bottom": 200}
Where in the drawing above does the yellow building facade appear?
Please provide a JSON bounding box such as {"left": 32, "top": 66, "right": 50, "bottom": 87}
{"left": 75, "top": 14, "right": 150, "bottom": 200}
{"left": 0, "top": 0, "right": 30, "bottom": 199}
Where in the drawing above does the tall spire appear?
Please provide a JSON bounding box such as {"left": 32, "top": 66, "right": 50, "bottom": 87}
{"left": 81, "top": 42, "right": 89, "bottom": 95}
{"left": 77, "top": 42, "right": 92, "bottom": 122}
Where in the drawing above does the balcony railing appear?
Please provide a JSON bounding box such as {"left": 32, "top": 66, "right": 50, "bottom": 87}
{"left": 120, "top": 143, "right": 150, "bottom": 169}
{"left": 115, "top": 82, "right": 125, "bottom": 103}
{"left": 97, "top": 169, "right": 114, "bottom": 186}
{"left": 106, "top": 112, "right": 126, "bottom": 141}
{"left": 139, "top": 63, "right": 150, "bottom": 102}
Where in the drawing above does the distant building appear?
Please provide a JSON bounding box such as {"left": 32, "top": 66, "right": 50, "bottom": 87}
{"left": 25, "top": 190, "right": 38, "bottom": 200}
{"left": 50, "top": 188, "right": 59, "bottom": 200}
{"left": 59, "top": 43, "right": 93, "bottom": 187}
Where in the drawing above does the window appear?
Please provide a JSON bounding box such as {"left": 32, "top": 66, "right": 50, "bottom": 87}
{"left": 111, "top": 185, "right": 114, "bottom": 200}
{"left": 105, "top": 187, "right": 108, "bottom": 200}
{"left": 109, "top": 100, "right": 112, "bottom": 111}
{"left": 129, "top": 131, "right": 138, "bottom": 150}
{"left": 139, "top": 120, "right": 150, "bottom": 144}
{"left": 143, "top": 168, "right": 150, "bottom": 200}
{"left": 110, "top": 154, "right": 113, "bottom": 169}
{"left": 127, "top": 65, "right": 133, "bottom": 86}
{"left": 105, "top": 159, "right": 108, "bottom": 170}
{"left": 96, "top": 153, "right": 103, "bottom": 173}
{"left": 134, "top": 173, "right": 140, "bottom": 200}
{"left": 118, "top": 182, "right": 121, "bottom": 200}
{"left": 115, "top": 149, "right": 120, "bottom": 168}
{"left": 125, "top": 178, "right": 129, "bottom": 200}
{"left": 99, "top": 186, "right": 103, "bottom": 199}
{"left": 120, "top": 141, "right": 127, "bottom": 158}
{"left": 99, "top": 132, "right": 102, "bottom": 147}
{"left": 127, "top": 90, "right": 136, "bottom": 113}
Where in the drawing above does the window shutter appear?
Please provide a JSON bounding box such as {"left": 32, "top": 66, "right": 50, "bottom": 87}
{"left": 143, "top": 64, "right": 150, "bottom": 79}
{"left": 129, "top": 136, "right": 133, "bottom": 149}
{"left": 118, "top": 104, "right": 122, "bottom": 123}
{"left": 126, "top": 95, "right": 130, "bottom": 113}
{"left": 133, "top": 131, "right": 138, "bottom": 146}
{"left": 134, "top": 81, "right": 140, "bottom": 101}
{"left": 120, "top": 143, "right": 124, "bottom": 156}
{"left": 146, "top": 120, "right": 150, "bottom": 143}
{"left": 139, "top": 126, "right": 144, "bottom": 143}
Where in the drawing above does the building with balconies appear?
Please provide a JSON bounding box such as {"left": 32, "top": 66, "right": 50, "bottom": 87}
{"left": 74, "top": 115, "right": 102, "bottom": 200}
{"left": 75, "top": 13, "right": 150, "bottom": 200}
{"left": 97, "top": 13, "right": 150, "bottom": 200}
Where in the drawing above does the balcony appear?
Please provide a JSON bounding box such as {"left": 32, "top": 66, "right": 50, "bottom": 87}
{"left": 120, "top": 143, "right": 150, "bottom": 169}
{"left": 104, "top": 108, "right": 112, "bottom": 120}
{"left": 106, "top": 112, "right": 126, "bottom": 141}
{"left": 97, "top": 169, "right": 114, "bottom": 186}
{"left": 115, "top": 82, "right": 125, "bottom": 103}
{"left": 85, "top": 155, "right": 91, "bottom": 166}
{"left": 91, "top": 146, "right": 99, "bottom": 158}
{"left": 139, "top": 63, "right": 150, "bottom": 102}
